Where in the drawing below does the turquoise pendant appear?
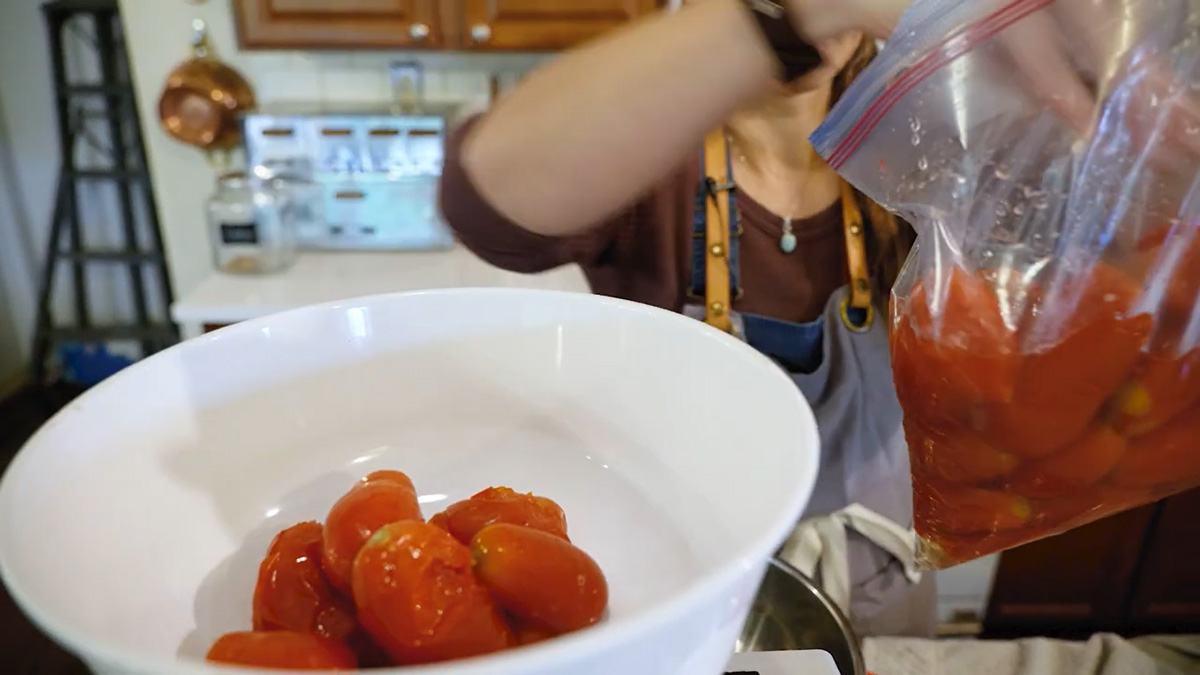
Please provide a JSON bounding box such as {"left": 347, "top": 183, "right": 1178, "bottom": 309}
{"left": 780, "top": 218, "right": 797, "bottom": 253}
{"left": 780, "top": 232, "right": 797, "bottom": 253}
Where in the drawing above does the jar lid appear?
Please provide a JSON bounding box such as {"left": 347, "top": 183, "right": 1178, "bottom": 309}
{"left": 216, "top": 171, "right": 249, "bottom": 189}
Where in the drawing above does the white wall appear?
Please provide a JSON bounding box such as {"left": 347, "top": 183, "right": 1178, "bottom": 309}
{"left": 116, "top": 0, "right": 545, "bottom": 300}
{"left": 0, "top": 0, "right": 60, "bottom": 381}
{"left": 937, "top": 554, "right": 999, "bottom": 627}
{"left": 1, "top": 0, "right": 164, "bottom": 381}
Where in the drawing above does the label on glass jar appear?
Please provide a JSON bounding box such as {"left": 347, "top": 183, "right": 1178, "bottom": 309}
{"left": 220, "top": 222, "right": 260, "bottom": 245}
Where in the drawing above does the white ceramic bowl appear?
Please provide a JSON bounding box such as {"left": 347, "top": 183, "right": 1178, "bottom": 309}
{"left": 0, "top": 289, "right": 818, "bottom": 675}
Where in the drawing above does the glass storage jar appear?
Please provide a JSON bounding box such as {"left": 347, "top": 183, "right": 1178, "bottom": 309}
{"left": 206, "top": 171, "right": 299, "bottom": 275}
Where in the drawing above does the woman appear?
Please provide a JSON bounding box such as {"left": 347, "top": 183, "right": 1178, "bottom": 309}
{"left": 439, "top": 0, "right": 934, "bottom": 636}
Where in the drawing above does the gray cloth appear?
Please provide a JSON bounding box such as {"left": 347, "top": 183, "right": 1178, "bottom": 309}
{"left": 865, "top": 634, "right": 1200, "bottom": 675}
{"left": 789, "top": 288, "right": 935, "bottom": 638}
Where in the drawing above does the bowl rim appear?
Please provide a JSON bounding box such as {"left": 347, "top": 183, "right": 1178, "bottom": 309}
{"left": 0, "top": 287, "right": 820, "bottom": 674}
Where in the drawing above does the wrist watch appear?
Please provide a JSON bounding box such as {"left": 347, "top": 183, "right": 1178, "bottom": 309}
{"left": 743, "top": 0, "right": 824, "bottom": 82}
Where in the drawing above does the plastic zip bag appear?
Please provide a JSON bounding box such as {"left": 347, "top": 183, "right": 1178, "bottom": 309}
{"left": 813, "top": 0, "right": 1200, "bottom": 568}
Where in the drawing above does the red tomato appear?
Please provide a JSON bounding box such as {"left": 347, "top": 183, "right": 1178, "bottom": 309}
{"left": 437, "top": 487, "right": 569, "bottom": 545}
{"left": 982, "top": 264, "right": 1151, "bottom": 458}
{"left": 914, "top": 480, "right": 1032, "bottom": 537}
{"left": 920, "top": 527, "right": 1043, "bottom": 569}
{"left": 891, "top": 318, "right": 974, "bottom": 429}
{"left": 906, "top": 418, "right": 1020, "bottom": 486}
{"left": 1007, "top": 426, "right": 1127, "bottom": 499}
{"left": 322, "top": 471, "right": 422, "bottom": 594}
{"left": 1109, "top": 411, "right": 1200, "bottom": 490}
{"left": 1110, "top": 349, "right": 1200, "bottom": 436}
{"left": 1142, "top": 224, "right": 1200, "bottom": 338}
{"left": 363, "top": 470, "right": 418, "bottom": 487}
{"left": 206, "top": 631, "right": 356, "bottom": 670}
{"left": 352, "top": 520, "right": 512, "bottom": 665}
{"left": 429, "top": 510, "right": 451, "bottom": 532}
{"left": 471, "top": 524, "right": 608, "bottom": 634}
{"left": 252, "top": 522, "right": 359, "bottom": 642}
{"left": 512, "top": 622, "right": 556, "bottom": 647}
{"left": 1024, "top": 487, "right": 1163, "bottom": 550}
{"left": 903, "top": 267, "right": 1021, "bottom": 404}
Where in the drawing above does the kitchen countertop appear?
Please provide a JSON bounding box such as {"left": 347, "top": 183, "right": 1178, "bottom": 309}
{"left": 171, "top": 248, "right": 590, "bottom": 337}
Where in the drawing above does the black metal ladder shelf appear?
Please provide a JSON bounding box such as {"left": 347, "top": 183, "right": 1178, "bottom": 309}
{"left": 32, "top": 0, "right": 179, "bottom": 386}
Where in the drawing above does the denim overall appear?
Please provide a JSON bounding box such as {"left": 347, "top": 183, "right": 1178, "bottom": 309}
{"left": 683, "top": 138, "right": 936, "bottom": 637}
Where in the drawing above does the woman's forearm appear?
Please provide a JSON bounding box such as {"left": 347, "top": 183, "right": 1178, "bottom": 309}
{"left": 461, "top": 0, "right": 780, "bottom": 237}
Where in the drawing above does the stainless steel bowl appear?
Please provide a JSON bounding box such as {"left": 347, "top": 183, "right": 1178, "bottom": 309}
{"left": 735, "top": 557, "right": 866, "bottom": 675}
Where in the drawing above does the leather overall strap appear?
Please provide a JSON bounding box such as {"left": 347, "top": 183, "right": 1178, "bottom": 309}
{"left": 701, "top": 129, "right": 874, "bottom": 333}
{"left": 840, "top": 181, "right": 872, "bottom": 312}
{"left": 703, "top": 129, "right": 734, "bottom": 332}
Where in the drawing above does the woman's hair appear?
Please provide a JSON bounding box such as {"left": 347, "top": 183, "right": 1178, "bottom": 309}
{"left": 831, "top": 39, "right": 917, "bottom": 303}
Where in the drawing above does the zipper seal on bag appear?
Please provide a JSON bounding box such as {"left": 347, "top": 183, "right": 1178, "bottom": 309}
{"left": 809, "top": 0, "right": 1000, "bottom": 161}
{"left": 811, "top": 0, "right": 1056, "bottom": 170}
{"left": 827, "top": 0, "right": 1054, "bottom": 169}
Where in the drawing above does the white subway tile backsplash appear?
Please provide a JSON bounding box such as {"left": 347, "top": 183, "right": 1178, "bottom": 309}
{"left": 442, "top": 70, "right": 489, "bottom": 98}
{"left": 310, "top": 53, "right": 354, "bottom": 68}
{"left": 317, "top": 64, "right": 389, "bottom": 103}
{"left": 248, "top": 54, "right": 320, "bottom": 103}
{"left": 421, "top": 71, "right": 450, "bottom": 100}
{"left": 238, "top": 50, "right": 548, "bottom": 108}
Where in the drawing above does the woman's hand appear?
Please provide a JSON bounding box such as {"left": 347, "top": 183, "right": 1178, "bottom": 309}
{"left": 787, "top": 0, "right": 912, "bottom": 41}
{"left": 996, "top": 0, "right": 1200, "bottom": 159}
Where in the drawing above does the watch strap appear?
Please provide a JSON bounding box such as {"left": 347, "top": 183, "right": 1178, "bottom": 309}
{"left": 744, "top": 0, "right": 823, "bottom": 82}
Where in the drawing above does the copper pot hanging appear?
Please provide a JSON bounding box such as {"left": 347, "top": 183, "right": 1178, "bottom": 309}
{"left": 158, "top": 19, "right": 255, "bottom": 151}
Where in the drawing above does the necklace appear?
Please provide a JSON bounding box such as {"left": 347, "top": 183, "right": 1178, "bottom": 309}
{"left": 728, "top": 136, "right": 801, "bottom": 254}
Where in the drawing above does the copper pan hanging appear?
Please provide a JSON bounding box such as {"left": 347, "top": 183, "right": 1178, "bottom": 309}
{"left": 158, "top": 19, "right": 255, "bottom": 152}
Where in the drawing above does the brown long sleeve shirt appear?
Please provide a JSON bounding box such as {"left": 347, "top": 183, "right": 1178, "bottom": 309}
{"left": 438, "top": 116, "right": 851, "bottom": 324}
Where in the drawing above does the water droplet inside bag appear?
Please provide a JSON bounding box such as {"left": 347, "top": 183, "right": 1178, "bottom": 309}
{"left": 1013, "top": 203, "right": 1026, "bottom": 216}
{"left": 994, "top": 165, "right": 1011, "bottom": 180}
{"left": 911, "top": 132, "right": 921, "bottom": 146}
{"left": 1187, "top": 122, "right": 1199, "bottom": 136}
{"left": 910, "top": 117, "right": 922, "bottom": 132}
{"left": 917, "top": 156, "right": 928, "bottom": 171}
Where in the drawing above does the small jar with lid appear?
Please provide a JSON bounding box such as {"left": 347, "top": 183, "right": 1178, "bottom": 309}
{"left": 206, "top": 171, "right": 299, "bottom": 275}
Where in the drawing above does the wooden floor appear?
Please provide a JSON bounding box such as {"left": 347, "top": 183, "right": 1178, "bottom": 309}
{"left": 0, "top": 384, "right": 89, "bottom": 674}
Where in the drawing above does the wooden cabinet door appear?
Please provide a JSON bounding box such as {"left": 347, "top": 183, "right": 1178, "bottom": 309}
{"left": 462, "top": 0, "right": 660, "bottom": 50}
{"left": 1125, "top": 488, "right": 1200, "bottom": 633}
{"left": 235, "top": 0, "right": 443, "bottom": 49}
{"left": 983, "top": 504, "right": 1157, "bottom": 638}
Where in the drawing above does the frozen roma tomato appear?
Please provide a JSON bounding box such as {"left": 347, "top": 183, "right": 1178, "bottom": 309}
{"left": 914, "top": 480, "right": 1032, "bottom": 537}
{"left": 983, "top": 264, "right": 1151, "bottom": 458}
{"left": 253, "top": 522, "right": 359, "bottom": 641}
{"left": 322, "top": 470, "right": 422, "bottom": 594}
{"left": 1139, "top": 223, "right": 1200, "bottom": 326}
{"left": 471, "top": 523, "right": 608, "bottom": 634}
{"left": 891, "top": 317, "right": 974, "bottom": 429}
{"left": 433, "top": 487, "right": 568, "bottom": 545}
{"left": 352, "top": 520, "right": 512, "bottom": 665}
{"left": 206, "top": 631, "right": 356, "bottom": 670}
{"left": 1028, "top": 489, "right": 1112, "bottom": 531}
{"left": 902, "top": 267, "right": 1022, "bottom": 405}
{"left": 905, "top": 418, "right": 1020, "bottom": 486}
{"left": 1006, "top": 426, "right": 1128, "bottom": 499}
{"left": 1109, "top": 411, "right": 1200, "bottom": 490}
{"left": 1110, "top": 349, "right": 1200, "bottom": 437}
